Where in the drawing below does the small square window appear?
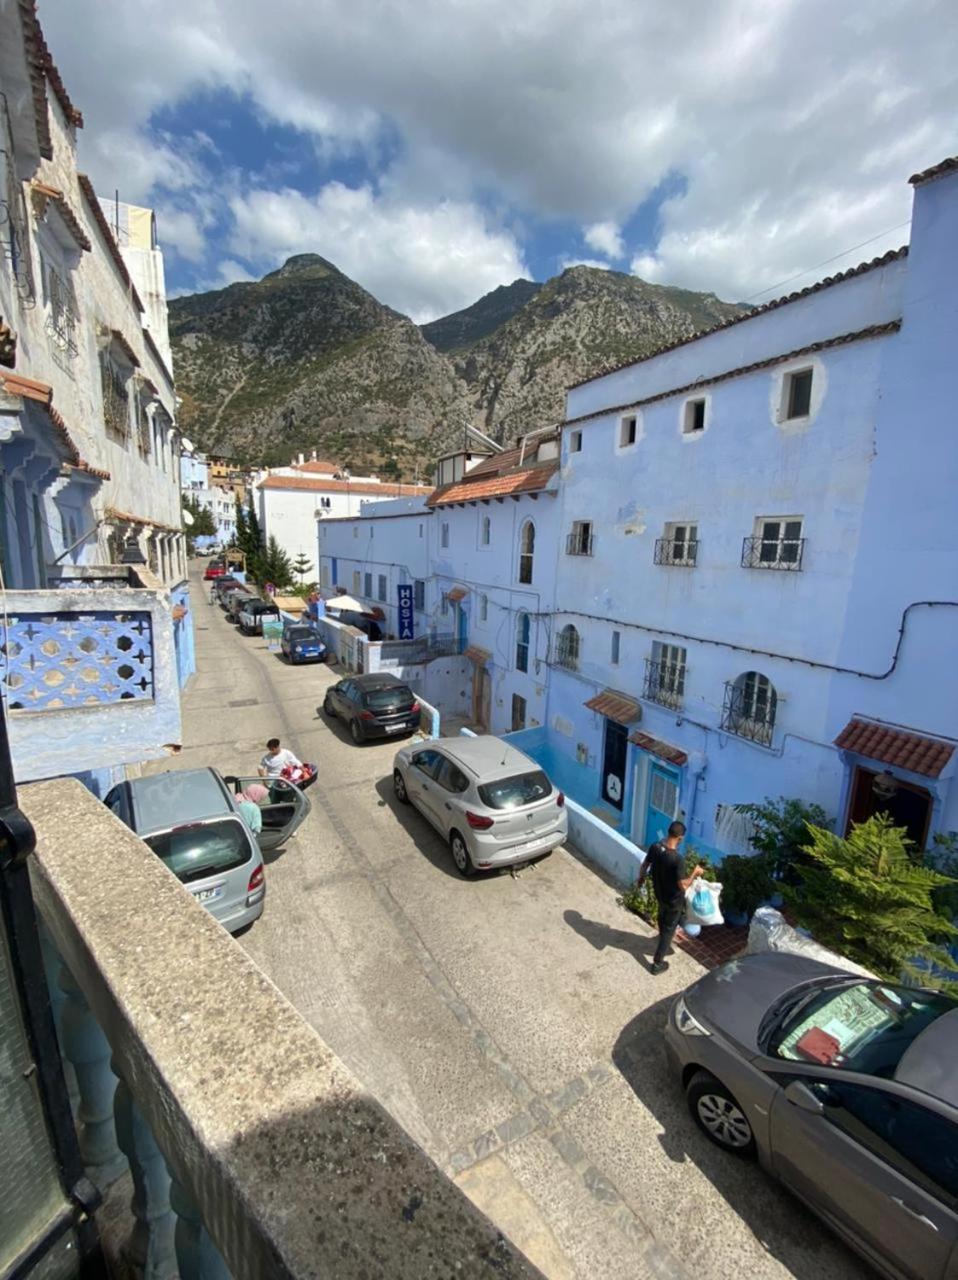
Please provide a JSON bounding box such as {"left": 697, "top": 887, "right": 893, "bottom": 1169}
{"left": 684, "top": 399, "right": 706, "bottom": 434}
{"left": 785, "top": 368, "right": 813, "bottom": 419}
{"left": 569, "top": 430, "right": 582, "bottom": 454}
{"left": 619, "top": 415, "right": 637, "bottom": 447}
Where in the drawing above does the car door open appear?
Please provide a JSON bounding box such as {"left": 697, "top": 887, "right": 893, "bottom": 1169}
{"left": 229, "top": 776, "right": 311, "bottom": 852}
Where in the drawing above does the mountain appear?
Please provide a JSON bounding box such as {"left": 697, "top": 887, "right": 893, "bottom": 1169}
{"left": 169, "top": 256, "right": 749, "bottom": 472}
{"left": 420, "top": 279, "right": 542, "bottom": 353}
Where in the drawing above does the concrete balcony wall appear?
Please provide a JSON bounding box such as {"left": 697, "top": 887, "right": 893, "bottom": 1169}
{"left": 22, "top": 779, "right": 540, "bottom": 1280}
{"left": 1, "top": 569, "right": 181, "bottom": 782}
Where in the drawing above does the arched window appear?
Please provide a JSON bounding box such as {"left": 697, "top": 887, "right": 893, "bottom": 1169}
{"left": 518, "top": 520, "right": 535, "bottom": 584}
{"left": 481, "top": 515, "right": 491, "bottom": 546}
{"left": 516, "top": 613, "right": 530, "bottom": 672}
{"left": 556, "top": 624, "right": 580, "bottom": 671}
{"left": 722, "top": 671, "right": 777, "bottom": 745}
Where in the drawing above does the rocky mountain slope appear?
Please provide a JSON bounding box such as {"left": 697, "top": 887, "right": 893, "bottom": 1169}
{"left": 169, "top": 257, "right": 747, "bottom": 471}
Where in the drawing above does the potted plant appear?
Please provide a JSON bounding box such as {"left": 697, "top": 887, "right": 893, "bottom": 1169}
{"left": 718, "top": 854, "right": 773, "bottom": 927}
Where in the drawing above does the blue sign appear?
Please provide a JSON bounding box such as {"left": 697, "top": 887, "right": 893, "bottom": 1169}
{"left": 397, "top": 584, "right": 414, "bottom": 640}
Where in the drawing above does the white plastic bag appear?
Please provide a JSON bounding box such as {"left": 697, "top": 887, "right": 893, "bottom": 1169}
{"left": 686, "top": 878, "right": 724, "bottom": 927}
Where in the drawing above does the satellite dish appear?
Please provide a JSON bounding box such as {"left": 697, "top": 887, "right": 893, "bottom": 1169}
{"left": 181, "top": 508, "right": 195, "bottom": 527}
{"left": 181, "top": 437, "right": 196, "bottom": 454}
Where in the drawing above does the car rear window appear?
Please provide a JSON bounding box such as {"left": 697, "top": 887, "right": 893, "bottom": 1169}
{"left": 364, "top": 686, "right": 415, "bottom": 710}
{"left": 145, "top": 818, "right": 252, "bottom": 883}
{"left": 478, "top": 771, "right": 552, "bottom": 810}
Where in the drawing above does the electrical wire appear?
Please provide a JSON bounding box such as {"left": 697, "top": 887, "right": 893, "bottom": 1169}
{"left": 742, "top": 221, "right": 911, "bottom": 303}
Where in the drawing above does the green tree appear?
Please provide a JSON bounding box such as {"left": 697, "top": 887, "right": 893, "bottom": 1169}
{"left": 182, "top": 494, "right": 215, "bottom": 553}
{"left": 785, "top": 815, "right": 958, "bottom": 990}
{"left": 253, "top": 535, "right": 294, "bottom": 590}
{"left": 292, "top": 552, "right": 312, "bottom": 584}
{"left": 734, "top": 796, "right": 829, "bottom": 881}
{"left": 234, "top": 499, "right": 249, "bottom": 552}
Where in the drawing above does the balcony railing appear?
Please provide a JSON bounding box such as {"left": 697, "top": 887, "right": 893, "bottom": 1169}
{"left": 741, "top": 535, "right": 805, "bottom": 571}
{"left": 720, "top": 680, "right": 776, "bottom": 746}
{"left": 565, "top": 529, "right": 594, "bottom": 557}
{"left": 20, "top": 779, "right": 538, "bottom": 1280}
{"left": 375, "top": 633, "right": 462, "bottom": 665}
{"left": 653, "top": 537, "right": 698, "bottom": 567}
{"left": 0, "top": 566, "right": 181, "bottom": 781}
{"left": 642, "top": 657, "right": 685, "bottom": 708}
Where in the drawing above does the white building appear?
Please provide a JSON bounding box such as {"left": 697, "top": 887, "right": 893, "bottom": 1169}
{"left": 181, "top": 451, "right": 236, "bottom": 545}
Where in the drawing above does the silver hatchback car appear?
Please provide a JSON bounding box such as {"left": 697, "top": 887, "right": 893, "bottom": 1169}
{"left": 392, "top": 735, "right": 567, "bottom": 876}
{"left": 104, "top": 768, "right": 310, "bottom": 932}
{"left": 665, "top": 952, "right": 958, "bottom": 1280}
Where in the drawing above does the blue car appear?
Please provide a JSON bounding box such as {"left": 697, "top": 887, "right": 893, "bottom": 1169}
{"left": 281, "top": 622, "right": 327, "bottom": 664}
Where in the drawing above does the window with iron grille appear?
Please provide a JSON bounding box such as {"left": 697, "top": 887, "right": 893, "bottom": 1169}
{"left": 100, "top": 351, "right": 130, "bottom": 438}
{"left": 1, "top": 121, "right": 35, "bottom": 302}
{"left": 784, "top": 368, "right": 813, "bottom": 419}
{"left": 743, "top": 517, "right": 804, "bottom": 570}
{"left": 566, "top": 520, "right": 593, "bottom": 556}
{"left": 518, "top": 520, "right": 535, "bottom": 584}
{"left": 555, "top": 624, "right": 579, "bottom": 670}
{"left": 654, "top": 522, "right": 698, "bottom": 566}
{"left": 721, "top": 672, "right": 777, "bottom": 745}
{"left": 42, "top": 260, "right": 79, "bottom": 360}
{"left": 414, "top": 579, "right": 425, "bottom": 611}
{"left": 643, "top": 642, "right": 686, "bottom": 708}
{"left": 516, "top": 613, "right": 530, "bottom": 672}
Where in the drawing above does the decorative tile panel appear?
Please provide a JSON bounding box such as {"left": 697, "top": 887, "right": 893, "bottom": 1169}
{"left": 1, "top": 611, "right": 154, "bottom": 710}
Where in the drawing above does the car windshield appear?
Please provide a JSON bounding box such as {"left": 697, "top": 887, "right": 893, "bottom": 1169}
{"left": 478, "top": 770, "right": 552, "bottom": 810}
{"left": 287, "top": 627, "right": 317, "bottom": 642}
{"left": 770, "top": 981, "right": 954, "bottom": 1077}
{"left": 364, "top": 685, "right": 414, "bottom": 710}
{"left": 145, "top": 818, "right": 251, "bottom": 884}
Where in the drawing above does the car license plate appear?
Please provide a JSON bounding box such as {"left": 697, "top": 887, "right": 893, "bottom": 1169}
{"left": 385, "top": 723, "right": 404, "bottom": 733}
{"left": 193, "top": 886, "right": 223, "bottom": 903}
{"left": 515, "top": 836, "right": 544, "bottom": 855}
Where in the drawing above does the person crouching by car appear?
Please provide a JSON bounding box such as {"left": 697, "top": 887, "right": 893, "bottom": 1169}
{"left": 634, "top": 820, "right": 703, "bottom": 975}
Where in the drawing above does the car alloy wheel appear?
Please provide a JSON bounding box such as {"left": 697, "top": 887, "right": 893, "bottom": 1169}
{"left": 393, "top": 769, "right": 408, "bottom": 804}
{"left": 686, "top": 1071, "right": 755, "bottom": 1156}
{"left": 322, "top": 697, "right": 335, "bottom": 718}
{"left": 350, "top": 719, "right": 364, "bottom": 745}
{"left": 450, "top": 831, "right": 475, "bottom": 878}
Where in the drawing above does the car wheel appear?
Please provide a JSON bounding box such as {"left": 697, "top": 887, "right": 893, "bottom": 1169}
{"left": 393, "top": 769, "right": 409, "bottom": 804}
{"left": 322, "top": 696, "right": 335, "bottom": 718}
{"left": 686, "top": 1071, "right": 756, "bottom": 1157}
{"left": 449, "top": 830, "right": 475, "bottom": 878}
{"left": 350, "top": 719, "right": 364, "bottom": 745}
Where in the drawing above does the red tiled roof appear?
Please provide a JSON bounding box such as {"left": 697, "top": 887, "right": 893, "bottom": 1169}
{"left": 427, "top": 462, "right": 558, "bottom": 507}
{"left": 293, "top": 459, "right": 342, "bottom": 474}
{"left": 564, "top": 322, "right": 901, "bottom": 429}
{"left": 259, "top": 475, "right": 430, "bottom": 496}
{"left": 628, "top": 730, "right": 689, "bottom": 767}
{"left": 77, "top": 175, "right": 145, "bottom": 313}
{"left": 104, "top": 507, "right": 181, "bottom": 534}
{"left": 17, "top": 0, "right": 53, "bottom": 158}
{"left": 463, "top": 447, "right": 524, "bottom": 478}
{"left": 910, "top": 156, "right": 958, "bottom": 187}
{"left": 584, "top": 689, "right": 642, "bottom": 725}
{"left": 834, "top": 719, "right": 954, "bottom": 778}
{"left": 0, "top": 371, "right": 109, "bottom": 479}
{"left": 567, "top": 247, "right": 908, "bottom": 391}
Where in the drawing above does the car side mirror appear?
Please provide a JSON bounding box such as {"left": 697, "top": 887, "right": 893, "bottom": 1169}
{"left": 783, "top": 1080, "right": 825, "bottom": 1115}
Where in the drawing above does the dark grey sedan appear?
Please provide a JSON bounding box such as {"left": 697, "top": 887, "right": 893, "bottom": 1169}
{"left": 665, "top": 953, "right": 958, "bottom": 1280}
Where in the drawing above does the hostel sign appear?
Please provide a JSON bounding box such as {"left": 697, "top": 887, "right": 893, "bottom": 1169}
{"left": 397, "top": 584, "right": 414, "bottom": 640}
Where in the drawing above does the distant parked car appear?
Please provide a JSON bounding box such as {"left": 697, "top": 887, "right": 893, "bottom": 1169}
{"left": 392, "top": 735, "right": 567, "bottom": 877}
{"left": 323, "top": 673, "right": 419, "bottom": 744}
{"left": 664, "top": 953, "right": 958, "bottom": 1280}
{"left": 103, "top": 767, "right": 310, "bottom": 933}
{"left": 210, "top": 574, "right": 242, "bottom": 603}
{"left": 237, "top": 599, "right": 280, "bottom": 635}
{"left": 224, "top": 588, "right": 252, "bottom": 622}
{"left": 281, "top": 621, "right": 327, "bottom": 664}
{"left": 203, "top": 558, "right": 226, "bottom": 581}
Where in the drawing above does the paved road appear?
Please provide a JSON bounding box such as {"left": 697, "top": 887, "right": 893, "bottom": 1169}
{"left": 157, "top": 570, "right": 871, "bottom": 1280}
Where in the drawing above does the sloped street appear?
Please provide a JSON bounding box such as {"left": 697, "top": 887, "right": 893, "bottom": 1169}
{"left": 154, "top": 568, "right": 871, "bottom": 1280}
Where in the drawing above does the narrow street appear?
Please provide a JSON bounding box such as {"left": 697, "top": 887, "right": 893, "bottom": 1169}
{"left": 153, "top": 568, "right": 871, "bottom": 1280}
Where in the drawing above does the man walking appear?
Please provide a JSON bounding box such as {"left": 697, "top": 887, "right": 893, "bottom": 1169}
{"left": 634, "top": 820, "right": 703, "bottom": 974}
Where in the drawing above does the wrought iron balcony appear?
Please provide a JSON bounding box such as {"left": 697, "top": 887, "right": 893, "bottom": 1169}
{"left": 741, "top": 535, "right": 805, "bottom": 571}
{"left": 0, "top": 565, "right": 181, "bottom": 781}
{"left": 653, "top": 537, "right": 698, "bottom": 567}
{"left": 642, "top": 657, "right": 685, "bottom": 708}
{"left": 720, "top": 679, "right": 776, "bottom": 746}
{"left": 565, "top": 528, "right": 594, "bottom": 557}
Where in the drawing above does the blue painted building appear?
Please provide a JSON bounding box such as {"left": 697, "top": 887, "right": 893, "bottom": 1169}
{"left": 524, "top": 157, "right": 958, "bottom": 857}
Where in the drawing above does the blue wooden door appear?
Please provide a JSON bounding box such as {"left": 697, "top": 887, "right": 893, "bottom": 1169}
{"left": 644, "top": 762, "right": 679, "bottom": 846}
{"left": 456, "top": 603, "right": 468, "bottom": 650}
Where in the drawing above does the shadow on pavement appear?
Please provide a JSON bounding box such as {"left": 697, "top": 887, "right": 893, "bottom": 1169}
{"left": 612, "top": 997, "right": 869, "bottom": 1279}
{"left": 372, "top": 775, "right": 464, "bottom": 880}
{"left": 563, "top": 909, "right": 657, "bottom": 970}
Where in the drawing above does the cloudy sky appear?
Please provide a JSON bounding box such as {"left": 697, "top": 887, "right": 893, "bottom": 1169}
{"left": 43, "top": 0, "right": 956, "bottom": 321}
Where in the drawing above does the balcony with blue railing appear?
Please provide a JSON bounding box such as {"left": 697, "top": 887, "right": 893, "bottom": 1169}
{"left": 0, "top": 564, "right": 182, "bottom": 782}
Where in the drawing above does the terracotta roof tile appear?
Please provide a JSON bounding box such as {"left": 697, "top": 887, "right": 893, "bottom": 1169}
{"left": 446, "top": 585, "right": 469, "bottom": 602}
{"left": 104, "top": 507, "right": 181, "bottom": 534}
{"left": 628, "top": 730, "right": 689, "bottom": 767}
{"left": 584, "top": 689, "right": 642, "bottom": 725}
{"left": 909, "top": 156, "right": 958, "bottom": 187}
{"left": 17, "top": 0, "right": 53, "bottom": 159}
{"left": 567, "top": 247, "right": 908, "bottom": 391}
{"left": 464, "top": 645, "right": 491, "bottom": 665}
{"left": 77, "top": 174, "right": 145, "bottom": 313}
{"left": 427, "top": 462, "right": 558, "bottom": 507}
{"left": 293, "top": 459, "right": 342, "bottom": 474}
{"left": 463, "top": 447, "right": 524, "bottom": 478}
{"left": 259, "top": 475, "right": 430, "bottom": 497}
{"left": 0, "top": 371, "right": 109, "bottom": 479}
{"left": 834, "top": 719, "right": 954, "bottom": 778}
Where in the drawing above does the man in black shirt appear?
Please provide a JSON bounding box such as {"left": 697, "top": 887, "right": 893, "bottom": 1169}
{"left": 634, "top": 820, "right": 703, "bottom": 974}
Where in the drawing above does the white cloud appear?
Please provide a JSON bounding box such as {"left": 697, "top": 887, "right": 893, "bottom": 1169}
{"left": 39, "top": 0, "right": 958, "bottom": 304}
{"left": 228, "top": 183, "right": 527, "bottom": 321}
{"left": 583, "top": 222, "right": 625, "bottom": 261}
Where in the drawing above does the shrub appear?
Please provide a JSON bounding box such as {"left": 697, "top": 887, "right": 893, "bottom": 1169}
{"left": 719, "top": 853, "right": 774, "bottom": 916}
{"left": 784, "top": 815, "right": 958, "bottom": 991}
{"left": 734, "top": 796, "right": 830, "bottom": 882}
